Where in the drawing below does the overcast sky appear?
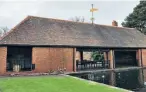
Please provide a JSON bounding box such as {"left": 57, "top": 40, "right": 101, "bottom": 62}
{"left": 0, "top": 0, "right": 140, "bottom": 29}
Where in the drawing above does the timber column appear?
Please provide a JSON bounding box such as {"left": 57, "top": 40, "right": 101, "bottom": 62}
{"left": 137, "top": 49, "right": 142, "bottom": 67}
{"left": 109, "top": 50, "right": 116, "bottom": 86}
{"left": 109, "top": 50, "right": 115, "bottom": 69}
{"left": 141, "top": 49, "right": 146, "bottom": 67}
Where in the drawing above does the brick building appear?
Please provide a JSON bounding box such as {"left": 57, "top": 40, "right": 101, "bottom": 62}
{"left": 0, "top": 16, "right": 146, "bottom": 75}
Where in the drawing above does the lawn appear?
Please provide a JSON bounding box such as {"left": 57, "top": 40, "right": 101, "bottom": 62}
{"left": 0, "top": 76, "right": 127, "bottom": 92}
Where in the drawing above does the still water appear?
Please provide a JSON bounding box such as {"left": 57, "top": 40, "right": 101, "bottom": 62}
{"left": 70, "top": 68, "right": 146, "bottom": 92}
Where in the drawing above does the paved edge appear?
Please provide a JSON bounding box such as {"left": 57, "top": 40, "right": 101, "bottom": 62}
{"left": 63, "top": 74, "right": 133, "bottom": 92}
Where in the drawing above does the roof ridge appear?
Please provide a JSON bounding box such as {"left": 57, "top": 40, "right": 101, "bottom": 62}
{"left": 29, "top": 15, "right": 135, "bottom": 30}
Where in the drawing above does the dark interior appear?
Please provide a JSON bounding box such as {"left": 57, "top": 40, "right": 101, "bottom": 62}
{"left": 7, "top": 46, "right": 32, "bottom": 71}
{"left": 114, "top": 51, "right": 138, "bottom": 68}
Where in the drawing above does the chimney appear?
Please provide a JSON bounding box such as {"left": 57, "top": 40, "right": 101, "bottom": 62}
{"left": 112, "top": 20, "right": 118, "bottom": 26}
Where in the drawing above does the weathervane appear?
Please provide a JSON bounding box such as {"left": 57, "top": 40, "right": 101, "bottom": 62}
{"left": 90, "top": 4, "right": 98, "bottom": 24}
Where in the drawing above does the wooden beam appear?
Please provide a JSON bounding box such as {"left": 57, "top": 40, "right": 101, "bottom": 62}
{"left": 114, "top": 49, "right": 137, "bottom": 51}
{"left": 76, "top": 48, "right": 110, "bottom": 52}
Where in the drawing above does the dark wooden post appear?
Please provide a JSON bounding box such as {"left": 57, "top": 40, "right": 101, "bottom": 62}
{"left": 106, "top": 51, "right": 109, "bottom": 61}
{"left": 106, "top": 51, "right": 109, "bottom": 68}
{"left": 80, "top": 51, "right": 83, "bottom": 61}
{"left": 73, "top": 48, "right": 76, "bottom": 72}
{"left": 113, "top": 50, "right": 115, "bottom": 68}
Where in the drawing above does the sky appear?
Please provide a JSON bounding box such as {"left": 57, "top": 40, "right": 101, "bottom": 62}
{"left": 0, "top": 0, "right": 140, "bottom": 29}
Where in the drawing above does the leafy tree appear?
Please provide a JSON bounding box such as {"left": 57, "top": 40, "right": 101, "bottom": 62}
{"left": 122, "top": 1, "right": 146, "bottom": 34}
{"left": 91, "top": 51, "right": 104, "bottom": 61}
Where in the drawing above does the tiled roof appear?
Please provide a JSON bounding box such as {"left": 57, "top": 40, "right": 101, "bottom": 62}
{"left": 0, "top": 16, "right": 146, "bottom": 48}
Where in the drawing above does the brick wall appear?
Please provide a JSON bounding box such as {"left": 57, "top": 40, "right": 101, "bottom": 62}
{"left": 0, "top": 47, "right": 7, "bottom": 74}
{"left": 32, "top": 47, "right": 74, "bottom": 73}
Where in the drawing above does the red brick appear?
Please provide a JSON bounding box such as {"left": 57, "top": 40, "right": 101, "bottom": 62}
{"left": 32, "top": 47, "right": 74, "bottom": 73}
{"left": 0, "top": 47, "right": 7, "bottom": 75}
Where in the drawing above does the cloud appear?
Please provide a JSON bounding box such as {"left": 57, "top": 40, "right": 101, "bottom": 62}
{"left": 0, "top": 1, "right": 139, "bottom": 29}
{"left": 0, "top": 1, "right": 40, "bottom": 28}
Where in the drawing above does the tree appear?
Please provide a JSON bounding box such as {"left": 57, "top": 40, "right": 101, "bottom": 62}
{"left": 122, "top": 1, "right": 146, "bottom": 34}
{"left": 0, "top": 27, "right": 9, "bottom": 37}
{"left": 70, "top": 16, "right": 85, "bottom": 22}
{"left": 91, "top": 51, "right": 104, "bottom": 61}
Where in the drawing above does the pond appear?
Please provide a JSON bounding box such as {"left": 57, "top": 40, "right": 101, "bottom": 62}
{"left": 69, "top": 68, "right": 146, "bottom": 92}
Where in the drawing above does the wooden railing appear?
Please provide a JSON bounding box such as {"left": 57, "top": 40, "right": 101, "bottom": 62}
{"left": 76, "top": 60, "right": 110, "bottom": 71}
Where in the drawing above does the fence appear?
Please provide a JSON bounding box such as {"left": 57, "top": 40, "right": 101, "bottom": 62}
{"left": 76, "top": 60, "right": 110, "bottom": 71}
{"left": 7, "top": 58, "right": 35, "bottom": 72}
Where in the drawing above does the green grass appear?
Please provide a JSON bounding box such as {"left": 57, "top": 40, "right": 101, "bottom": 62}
{"left": 0, "top": 76, "right": 126, "bottom": 92}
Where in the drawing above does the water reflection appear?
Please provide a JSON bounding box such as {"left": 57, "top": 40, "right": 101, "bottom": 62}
{"left": 70, "top": 69, "right": 146, "bottom": 91}
{"left": 115, "top": 69, "right": 144, "bottom": 91}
